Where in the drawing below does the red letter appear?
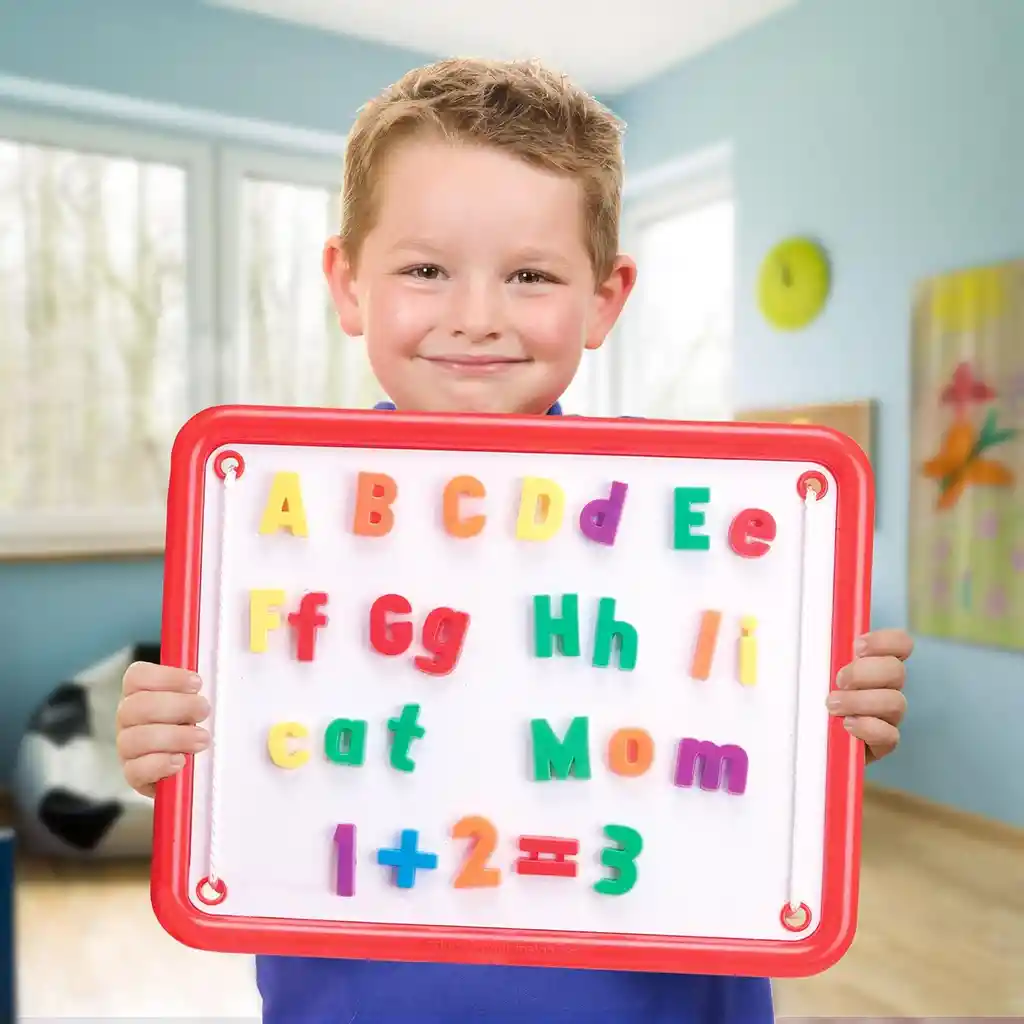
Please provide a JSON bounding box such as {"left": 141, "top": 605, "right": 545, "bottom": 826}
{"left": 287, "top": 592, "right": 329, "bottom": 661}
{"left": 353, "top": 472, "right": 397, "bottom": 537}
{"left": 728, "top": 508, "right": 776, "bottom": 558}
{"left": 414, "top": 607, "right": 470, "bottom": 676}
{"left": 514, "top": 836, "right": 579, "bottom": 878}
{"left": 370, "top": 594, "right": 413, "bottom": 655}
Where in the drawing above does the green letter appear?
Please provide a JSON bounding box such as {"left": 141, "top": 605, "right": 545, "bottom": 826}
{"left": 674, "top": 487, "right": 711, "bottom": 550}
{"left": 531, "top": 716, "right": 591, "bottom": 781}
{"left": 533, "top": 594, "right": 580, "bottom": 657}
{"left": 324, "top": 718, "right": 367, "bottom": 765}
{"left": 594, "top": 824, "right": 643, "bottom": 895}
{"left": 388, "top": 703, "right": 425, "bottom": 772}
{"left": 592, "top": 597, "right": 637, "bottom": 670}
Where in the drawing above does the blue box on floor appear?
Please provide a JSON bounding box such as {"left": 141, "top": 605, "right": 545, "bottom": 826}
{"left": 0, "top": 829, "right": 13, "bottom": 1024}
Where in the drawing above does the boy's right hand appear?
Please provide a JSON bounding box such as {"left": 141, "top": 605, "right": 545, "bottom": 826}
{"left": 116, "top": 662, "right": 211, "bottom": 799}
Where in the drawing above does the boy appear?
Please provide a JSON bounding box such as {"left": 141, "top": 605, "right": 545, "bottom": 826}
{"left": 117, "top": 58, "right": 911, "bottom": 1022}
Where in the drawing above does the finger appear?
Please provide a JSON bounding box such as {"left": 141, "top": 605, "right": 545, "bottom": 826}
{"left": 123, "top": 751, "right": 188, "bottom": 798}
{"left": 856, "top": 629, "right": 914, "bottom": 661}
{"left": 117, "top": 722, "right": 210, "bottom": 764}
{"left": 843, "top": 716, "right": 899, "bottom": 761}
{"left": 117, "top": 691, "right": 210, "bottom": 730}
{"left": 122, "top": 661, "right": 202, "bottom": 698}
{"left": 837, "top": 654, "right": 906, "bottom": 690}
{"left": 827, "top": 688, "right": 907, "bottom": 726}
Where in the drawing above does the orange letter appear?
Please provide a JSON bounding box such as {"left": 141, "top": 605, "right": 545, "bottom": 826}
{"left": 690, "top": 610, "right": 721, "bottom": 681}
{"left": 353, "top": 472, "right": 397, "bottom": 537}
{"left": 607, "top": 728, "right": 654, "bottom": 777}
{"left": 443, "top": 475, "right": 486, "bottom": 538}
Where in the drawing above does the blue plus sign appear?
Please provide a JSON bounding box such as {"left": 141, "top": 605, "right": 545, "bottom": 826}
{"left": 376, "top": 829, "right": 438, "bottom": 889}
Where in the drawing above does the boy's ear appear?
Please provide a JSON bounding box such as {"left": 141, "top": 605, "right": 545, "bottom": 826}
{"left": 323, "top": 235, "right": 364, "bottom": 337}
{"left": 584, "top": 254, "right": 638, "bottom": 351}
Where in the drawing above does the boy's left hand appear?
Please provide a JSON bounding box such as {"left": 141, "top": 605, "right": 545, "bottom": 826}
{"left": 827, "top": 628, "right": 912, "bottom": 763}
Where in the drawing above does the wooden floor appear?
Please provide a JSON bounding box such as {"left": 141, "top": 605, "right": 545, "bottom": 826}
{"left": 9, "top": 785, "right": 1024, "bottom": 1019}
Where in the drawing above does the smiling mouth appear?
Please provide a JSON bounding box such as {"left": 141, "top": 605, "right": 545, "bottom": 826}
{"left": 421, "top": 355, "right": 529, "bottom": 373}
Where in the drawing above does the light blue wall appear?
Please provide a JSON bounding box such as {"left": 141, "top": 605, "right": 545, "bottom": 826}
{"left": 1, "top": 0, "right": 1022, "bottom": 829}
{"left": 0, "top": 0, "right": 434, "bottom": 134}
{"left": 614, "top": 0, "right": 1024, "bottom": 825}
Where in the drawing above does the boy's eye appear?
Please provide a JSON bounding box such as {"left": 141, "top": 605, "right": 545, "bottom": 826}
{"left": 512, "top": 270, "right": 550, "bottom": 285}
{"left": 407, "top": 265, "right": 443, "bottom": 280}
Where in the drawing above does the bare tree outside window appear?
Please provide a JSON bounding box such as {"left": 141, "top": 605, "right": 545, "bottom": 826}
{"left": 237, "top": 176, "right": 383, "bottom": 410}
{"left": 0, "top": 139, "right": 187, "bottom": 516}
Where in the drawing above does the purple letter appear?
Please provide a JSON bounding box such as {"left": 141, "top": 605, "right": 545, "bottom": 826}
{"left": 579, "top": 482, "right": 628, "bottom": 545}
{"left": 334, "top": 823, "right": 356, "bottom": 896}
{"left": 673, "top": 738, "right": 748, "bottom": 795}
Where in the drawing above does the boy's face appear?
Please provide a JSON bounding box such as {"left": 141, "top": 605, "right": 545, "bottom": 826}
{"left": 324, "top": 137, "right": 636, "bottom": 414}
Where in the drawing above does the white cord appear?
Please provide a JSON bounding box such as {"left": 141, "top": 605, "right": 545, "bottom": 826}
{"left": 784, "top": 486, "right": 817, "bottom": 916}
{"left": 207, "top": 460, "right": 237, "bottom": 890}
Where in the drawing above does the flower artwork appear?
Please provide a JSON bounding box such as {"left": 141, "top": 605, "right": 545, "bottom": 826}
{"left": 921, "top": 369, "right": 1016, "bottom": 510}
{"left": 909, "top": 260, "right": 1024, "bottom": 651}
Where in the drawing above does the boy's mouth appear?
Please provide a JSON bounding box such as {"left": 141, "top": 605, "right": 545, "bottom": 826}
{"left": 421, "top": 354, "right": 529, "bottom": 375}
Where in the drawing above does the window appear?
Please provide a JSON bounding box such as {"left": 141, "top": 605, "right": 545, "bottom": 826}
{"left": 0, "top": 136, "right": 188, "bottom": 512}
{"left": 0, "top": 111, "right": 212, "bottom": 558}
{"left": 219, "top": 150, "right": 382, "bottom": 411}
{"left": 0, "top": 110, "right": 375, "bottom": 559}
{"left": 572, "top": 147, "right": 734, "bottom": 421}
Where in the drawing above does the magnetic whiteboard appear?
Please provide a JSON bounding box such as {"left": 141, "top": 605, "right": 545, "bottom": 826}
{"left": 152, "top": 407, "right": 873, "bottom": 979}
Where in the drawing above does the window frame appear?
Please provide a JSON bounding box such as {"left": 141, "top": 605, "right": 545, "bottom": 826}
{"left": 609, "top": 143, "right": 735, "bottom": 420}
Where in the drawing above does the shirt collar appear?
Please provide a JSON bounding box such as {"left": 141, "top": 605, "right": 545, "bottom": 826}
{"left": 374, "top": 400, "right": 563, "bottom": 416}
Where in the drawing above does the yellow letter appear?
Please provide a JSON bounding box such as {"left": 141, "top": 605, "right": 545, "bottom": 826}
{"left": 739, "top": 616, "right": 758, "bottom": 686}
{"left": 259, "top": 471, "right": 308, "bottom": 536}
{"left": 267, "top": 722, "right": 309, "bottom": 768}
{"left": 250, "top": 589, "right": 286, "bottom": 652}
{"left": 516, "top": 477, "right": 565, "bottom": 541}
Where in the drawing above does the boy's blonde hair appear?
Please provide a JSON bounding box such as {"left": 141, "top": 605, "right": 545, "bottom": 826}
{"left": 340, "top": 57, "right": 626, "bottom": 282}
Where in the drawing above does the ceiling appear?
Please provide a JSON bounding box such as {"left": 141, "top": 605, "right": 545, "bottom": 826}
{"left": 208, "top": 0, "right": 798, "bottom": 93}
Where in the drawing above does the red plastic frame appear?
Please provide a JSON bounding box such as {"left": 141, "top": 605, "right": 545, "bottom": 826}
{"left": 152, "top": 405, "right": 874, "bottom": 977}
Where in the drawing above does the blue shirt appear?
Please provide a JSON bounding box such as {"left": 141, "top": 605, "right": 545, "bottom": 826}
{"left": 254, "top": 400, "right": 775, "bottom": 1023}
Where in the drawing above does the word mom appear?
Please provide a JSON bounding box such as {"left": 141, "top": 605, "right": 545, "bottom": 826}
{"left": 532, "top": 717, "right": 749, "bottom": 796}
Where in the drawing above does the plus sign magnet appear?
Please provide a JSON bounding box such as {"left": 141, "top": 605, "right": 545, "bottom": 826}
{"left": 376, "top": 829, "right": 439, "bottom": 889}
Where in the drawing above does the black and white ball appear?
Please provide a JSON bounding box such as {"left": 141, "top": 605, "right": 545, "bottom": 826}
{"left": 13, "top": 644, "right": 160, "bottom": 859}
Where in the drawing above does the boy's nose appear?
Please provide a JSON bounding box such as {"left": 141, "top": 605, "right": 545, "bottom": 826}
{"left": 450, "top": 281, "right": 505, "bottom": 341}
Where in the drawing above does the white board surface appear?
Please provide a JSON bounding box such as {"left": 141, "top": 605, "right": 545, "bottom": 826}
{"left": 187, "top": 442, "right": 838, "bottom": 942}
